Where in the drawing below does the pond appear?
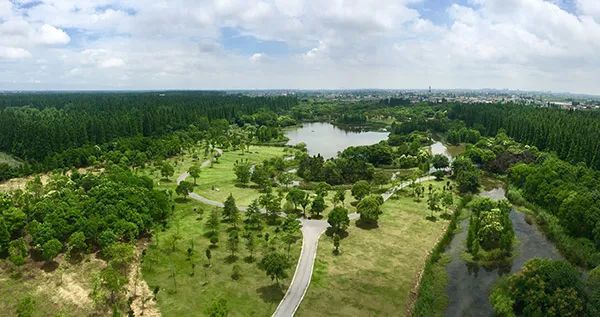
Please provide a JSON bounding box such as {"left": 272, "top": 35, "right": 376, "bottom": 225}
{"left": 284, "top": 122, "right": 389, "bottom": 159}
{"left": 444, "top": 187, "right": 563, "bottom": 317}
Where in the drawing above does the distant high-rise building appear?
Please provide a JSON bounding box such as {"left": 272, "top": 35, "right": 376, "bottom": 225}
{"left": 429, "top": 86, "right": 432, "bottom": 93}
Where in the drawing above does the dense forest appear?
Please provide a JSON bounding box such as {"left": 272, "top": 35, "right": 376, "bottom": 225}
{"left": 449, "top": 103, "right": 600, "bottom": 170}
{"left": 0, "top": 92, "right": 297, "bottom": 162}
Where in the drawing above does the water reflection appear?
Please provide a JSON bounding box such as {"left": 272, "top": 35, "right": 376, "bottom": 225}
{"left": 284, "top": 122, "right": 389, "bottom": 159}
{"left": 444, "top": 187, "right": 563, "bottom": 317}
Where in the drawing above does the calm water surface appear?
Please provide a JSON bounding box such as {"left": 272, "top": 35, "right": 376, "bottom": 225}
{"left": 285, "top": 122, "right": 388, "bottom": 159}
{"left": 444, "top": 187, "right": 563, "bottom": 317}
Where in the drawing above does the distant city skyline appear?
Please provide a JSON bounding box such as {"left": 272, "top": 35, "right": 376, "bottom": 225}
{"left": 1, "top": 0, "right": 600, "bottom": 94}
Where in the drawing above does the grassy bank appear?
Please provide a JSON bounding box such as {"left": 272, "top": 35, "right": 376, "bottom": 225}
{"left": 296, "top": 180, "right": 454, "bottom": 316}
{"left": 412, "top": 195, "right": 470, "bottom": 316}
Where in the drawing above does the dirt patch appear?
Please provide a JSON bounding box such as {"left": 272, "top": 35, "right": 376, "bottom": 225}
{"left": 127, "top": 240, "right": 160, "bottom": 317}
{"left": 54, "top": 273, "right": 93, "bottom": 308}
{"left": 0, "top": 167, "right": 103, "bottom": 192}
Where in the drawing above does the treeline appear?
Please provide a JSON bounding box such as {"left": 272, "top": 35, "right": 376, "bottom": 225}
{"left": 509, "top": 156, "right": 600, "bottom": 268}
{"left": 0, "top": 92, "right": 297, "bottom": 162}
{"left": 449, "top": 103, "right": 600, "bottom": 170}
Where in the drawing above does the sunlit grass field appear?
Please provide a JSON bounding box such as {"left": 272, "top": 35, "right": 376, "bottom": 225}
{"left": 297, "top": 180, "right": 454, "bottom": 316}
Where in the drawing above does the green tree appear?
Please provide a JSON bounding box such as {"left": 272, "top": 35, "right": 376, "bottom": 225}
{"left": 490, "top": 259, "right": 587, "bottom": 317}
{"left": 8, "top": 238, "right": 28, "bottom": 266}
{"left": 42, "top": 238, "right": 62, "bottom": 262}
{"left": 160, "top": 162, "right": 175, "bottom": 180}
{"left": 357, "top": 195, "right": 383, "bottom": 226}
{"left": 259, "top": 190, "right": 282, "bottom": 219}
{"left": 244, "top": 233, "right": 256, "bottom": 260}
{"left": 258, "top": 251, "right": 290, "bottom": 288}
{"left": 426, "top": 189, "right": 442, "bottom": 218}
{"left": 0, "top": 217, "right": 10, "bottom": 256}
{"left": 223, "top": 194, "right": 240, "bottom": 226}
{"left": 227, "top": 229, "right": 240, "bottom": 258}
{"left": 351, "top": 180, "right": 370, "bottom": 201}
{"left": 205, "top": 208, "right": 221, "bottom": 238}
{"left": 442, "top": 191, "right": 454, "bottom": 214}
{"left": 328, "top": 207, "right": 350, "bottom": 235}
{"left": 431, "top": 154, "right": 450, "bottom": 169}
{"left": 233, "top": 159, "right": 252, "bottom": 185}
{"left": 286, "top": 188, "right": 306, "bottom": 212}
{"left": 587, "top": 265, "right": 600, "bottom": 314}
{"left": 281, "top": 215, "right": 301, "bottom": 257}
{"left": 333, "top": 234, "right": 341, "bottom": 255}
{"left": 310, "top": 194, "right": 326, "bottom": 218}
{"left": 277, "top": 172, "right": 294, "bottom": 189}
{"left": 452, "top": 157, "right": 480, "bottom": 193}
{"left": 315, "top": 182, "right": 331, "bottom": 197}
{"left": 67, "top": 231, "right": 87, "bottom": 255}
{"left": 251, "top": 164, "right": 271, "bottom": 190}
{"left": 244, "top": 199, "right": 263, "bottom": 232}
{"left": 333, "top": 189, "right": 346, "bottom": 207}
{"left": 175, "top": 181, "right": 193, "bottom": 199}
{"left": 188, "top": 164, "right": 201, "bottom": 185}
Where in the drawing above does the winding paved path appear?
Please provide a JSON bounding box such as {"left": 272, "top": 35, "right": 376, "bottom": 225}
{"left": 177, "top": 143, "right": 450, "bottom": 317}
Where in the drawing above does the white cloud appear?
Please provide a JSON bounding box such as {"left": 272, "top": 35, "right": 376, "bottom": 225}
{"left": 0, "top": 0, "right": 600, "bottom": 94}
{"left": 37, "top": 24, "right": 70, "bottom": 45}
{"left": 249, "top": 53, "right": 265, "bottom": 63}
{"left": 577, "top": 0, "right": 600, "bottom": 18}
{"left": 99, "top": 57, "right": 125, "bottom": 68}
{"left": 0, "top": 46, "right": 32, "bottom": 59}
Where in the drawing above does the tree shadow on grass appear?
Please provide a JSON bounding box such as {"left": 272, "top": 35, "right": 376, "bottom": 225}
{"left": 440, "top": 213, "right": 452, "bottom": 220}
{"left": 41, "top": 261, "right": 59, "bottom": 273}
{"left": 244, "top": 256, "right": 255, "bottom": 263}
{"left": 355, "top": 219, "right": 379, "bottom": 230}
{"left": 174, "top": 197, "right": 189, "bottom": 204}
{"left": 425, "top": 216, "right": 438, "bottom": 222}
{"left": 324, "top": 227, "right": 349, "bottom": 239}
{"left": 224, "top": 255, "right": 238, "bottom": 264}
{"left": 256, "top": 284, "right": 284, "bottom": 303}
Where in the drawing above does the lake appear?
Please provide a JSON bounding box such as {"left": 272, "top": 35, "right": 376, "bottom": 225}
{"left": 285, "top": 122, "right": 389, "bottom": 159}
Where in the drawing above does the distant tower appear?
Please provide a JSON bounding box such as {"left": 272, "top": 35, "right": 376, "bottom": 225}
{"left": 429, "top": 86, "right": 432, "bottom": 93}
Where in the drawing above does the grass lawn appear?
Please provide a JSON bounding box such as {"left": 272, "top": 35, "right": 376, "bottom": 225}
{"left": 141, "top": 199, "right": 301, "bottom": 317}
{"left": 296, "top": 180, "right": 454, "bottom": 317}
{"left": 0, "top": 254, "right": 103, "bottom": 317}
{"left": 145, "top": 145, "right": 288, "bottom": 206}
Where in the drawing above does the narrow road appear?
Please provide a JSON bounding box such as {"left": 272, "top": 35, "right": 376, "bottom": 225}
{"left": 177, "top": 144, "right": 449, "bottom": 317}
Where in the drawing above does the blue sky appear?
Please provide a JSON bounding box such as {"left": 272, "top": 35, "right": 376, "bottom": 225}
{"left": 1, "top": 0, "right": 600, "bottom": 94}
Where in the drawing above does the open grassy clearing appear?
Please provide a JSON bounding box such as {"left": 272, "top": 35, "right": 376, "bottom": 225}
{"left": 296, "top": 179, "right": 455, "bottom": 317}
{"left": 190, "top": 146, "right": 287, "bottom": 206}
{"left": 142, "top": 145, "right": 289, "bottom": 206}
{"left": 141, "top": 199, "right": 301, "bottom": 317}
{"left": 446, "top": 144, "right": 466, "bottom": 157}
{"left": 0, "top": 253, "right": 104, "bottom": 317}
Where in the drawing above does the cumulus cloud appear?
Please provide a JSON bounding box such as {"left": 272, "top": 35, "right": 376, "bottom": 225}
{"left": 249, "top": 53, "right": 265, "bottom": 63}
{"left": 0, "top": 46, "right": 32, "bottom": 59}
{"left": 100, "top": 57, "right": 125, "bottom": 68}
{"left": 37, "top": 24, "right": 70, "bottom": 45}
{"left": 0, "top": 0, "right": 600, "bottom": 94}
